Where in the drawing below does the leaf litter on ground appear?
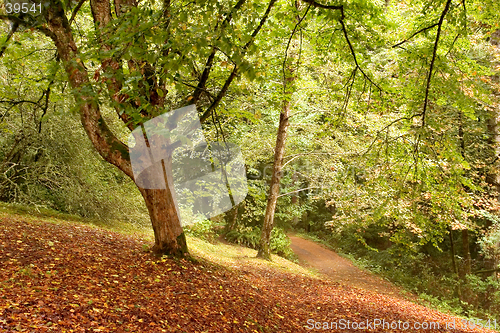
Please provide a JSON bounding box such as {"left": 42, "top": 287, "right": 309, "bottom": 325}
{"left": 0, "top": 213, "right": 497, "bottom": 332}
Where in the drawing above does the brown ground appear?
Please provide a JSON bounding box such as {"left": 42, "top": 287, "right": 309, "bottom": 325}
{"left": 1, "top": 213, "right": 495, "bottom": 332}
{"left": 289, "top": 234, "right": 417, "bottom": 301}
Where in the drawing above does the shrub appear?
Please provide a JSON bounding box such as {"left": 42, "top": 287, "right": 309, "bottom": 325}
{"left": 225, "top": 226, "right": 295, "bottom": 260}
{"left": 184, "top": 219, "right": 222, "bottom": 242}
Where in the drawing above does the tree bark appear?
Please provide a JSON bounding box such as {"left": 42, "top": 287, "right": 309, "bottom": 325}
{"left": 257, "top": 101, "right": 291, "bottom": 259}
{"left": 449, "top": 228, "right": 458, "bottom": 275}
{"left": 140, "top": 186, "right": 187, "bottom": 256}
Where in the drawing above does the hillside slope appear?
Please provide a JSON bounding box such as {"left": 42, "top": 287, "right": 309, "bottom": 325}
{"left": 0, "top": 212, "right": 496, "bottom": 332}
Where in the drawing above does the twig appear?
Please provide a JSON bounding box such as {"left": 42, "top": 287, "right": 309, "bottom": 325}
{"left": 338, "top": 9, "right": 383, "bottom": 92}
{"left": 362, "top": 113, "right": 423, "bottom": 156}
{"left": 282, "top": 4, "right": 311, "bottom": 95}
{"left": 392, "top": 23, "right": 439, "bottom": 48}
{"left": 191, "top": 0, "right": 247, "bottom": 104}
{"left": 301, "top": 0, "right": 341, "bottom": 10}
{"left": 277, "top": 186, "right": 321, "bottom": 198}
{"left": 301, "top": 1, "right": 382, "bottom": 91}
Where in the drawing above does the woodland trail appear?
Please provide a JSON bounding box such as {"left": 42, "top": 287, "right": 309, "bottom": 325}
{"left": 289, "top": 234, "right": 416, "bottom": 301}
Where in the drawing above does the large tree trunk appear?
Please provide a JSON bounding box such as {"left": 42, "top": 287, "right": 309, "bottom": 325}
{"left": 140, "top": 188, "right": 187, "bottom": 256}
{"left": 42, "top": 1, "right": 187, "bottom": 256}
{"left": 257, "top": 101, "right": 291, "bottom": 259}
{"left": 138, "top": 155, "right": 187, "bottom": 256}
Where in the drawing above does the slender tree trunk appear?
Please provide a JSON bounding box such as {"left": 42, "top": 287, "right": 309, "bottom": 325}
{"left": 457, "top": 114, "right": 472, "bottom": 276}
{"left": 257, "top": 102, "right": 291, "bottom": 259}
{"left": 449, "top": 228, "right": 462, "bottom": 298}
{"left": 226, "top": 204, "right": 239, "bottom": 232}
{"left": 257, "top": 1, "right": 302, "bottom": 259}
{"left": 462, "top": 229, "right": 471, "bottom": 276}
{"left": 486, "top": 35, "right": 500, "bottom": 272}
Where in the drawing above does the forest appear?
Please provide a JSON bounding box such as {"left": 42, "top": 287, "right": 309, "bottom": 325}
{"left": 1, "top": 0, "right": 500, "bottom": 330}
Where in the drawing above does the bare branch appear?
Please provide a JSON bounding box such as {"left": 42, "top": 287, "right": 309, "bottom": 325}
{"left": 277, "top": 186, "right": 321, "bottom": 198}
{"left": 38, "top": 80, "right": 54, "bottom": 133}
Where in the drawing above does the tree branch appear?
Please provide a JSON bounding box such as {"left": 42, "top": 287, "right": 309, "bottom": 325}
{"left": 68, "top": 0, "right": 89, "bottom": 25}
{"left": 0, "top": 21, "right": 18, "bottom": 58}
{"left": 301, "top": 0, "right": 341, "bottom": 10}
{"left": 200, "top": 0, "right": 277, "bottom": 123}
{"left": 39, "top": 0, "right": 133, "bottom": 178}
{"left": 300, "top": 1, "right": 382, "bottom": 91}
{"left": 277, "top": 186, "right": 321, "bottom": 198}
{"left": 392, "top": 23, "right": 439, "bottom": 48}
{"left": 191, "top": 0, "right": 251, "bottom": 104}
{"left": 421, "top": 0, "right": 453, "bottom": 127}
{"left": 362, "top": 113, "right": 423, "bottom": 156}
{"left": 282, "top": 4, "right": 311, "bottom": 95}
{"left": 338, "top": 9, "right": 382, "bottom": 92}
{"left": 0, "top": 14, "right": 26, "bottom": 26}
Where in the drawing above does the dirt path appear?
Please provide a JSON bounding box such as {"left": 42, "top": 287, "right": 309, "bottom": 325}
{"left": 289, "top": 235, "right": 416, "bottom": 301}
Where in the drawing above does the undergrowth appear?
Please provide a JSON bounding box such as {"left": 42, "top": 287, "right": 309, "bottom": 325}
{"left": 301, "top": 228, "right": 500, "bottom": 325}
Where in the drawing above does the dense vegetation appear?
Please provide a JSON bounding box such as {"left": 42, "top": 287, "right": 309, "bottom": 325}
{"left": 1, "top": 0, "right": 500, "bottom": 322}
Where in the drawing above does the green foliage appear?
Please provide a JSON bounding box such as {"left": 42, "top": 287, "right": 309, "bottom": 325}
{"left": 225, "top": 226, "right": 261, "bottom": 249}
{"left": 225, "top": 226, "right": 295, "bottom": 260}
{"left": 477, "top": 210, "right": 500, "bottom": 262}
{"left": 184, "top": 219, "right": 223, "bottom": 243}
{"left": 313, "top": 225, "right": 500, "bottom": 320}
{"left": 1, "top": 0, "right": 500, "bottom": 320}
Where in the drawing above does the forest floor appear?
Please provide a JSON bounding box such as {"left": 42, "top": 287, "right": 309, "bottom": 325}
{"left": 0, "top": 209, "right": 498, "bottom": 332}
{"left": 288, "top": 235, "right": 416, "bottom": 301}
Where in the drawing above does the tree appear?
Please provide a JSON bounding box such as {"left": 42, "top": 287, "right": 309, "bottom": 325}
{"left": 1, "top": 0, "right": 276, "bottom": 256}
{"left": 257, "top": 2, "right": 304, "bottom": 260}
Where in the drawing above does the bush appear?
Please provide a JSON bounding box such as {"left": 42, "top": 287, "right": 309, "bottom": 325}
{"left": 225, "top": 226, "right": 261, "bottom": 249}
{"left": 184, "top": 219, "right": 222, "bottom": 242}
{"left": 225, "top": 226, "right": 295, "bottom": 260}
{"left": 0, "top": 108, "right": 149, "bottom": 226}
